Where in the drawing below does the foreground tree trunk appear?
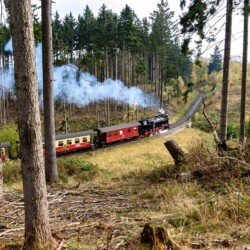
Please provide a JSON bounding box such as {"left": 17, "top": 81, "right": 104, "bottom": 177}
{"left": 219, "top": 0, "right": 233, "bottom": 143}
{"left": 42, "top": 0, "right": 59, "bottom": 184}
{"left": 239, "top": 0, "right": 249, "bottom": 143}
{"left": 9, "top": 1, "right": 53, "bottom": 248}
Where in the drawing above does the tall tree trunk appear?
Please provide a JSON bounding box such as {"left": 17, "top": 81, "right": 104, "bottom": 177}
{"left": 239, "top": 0, "right": 249, "bottom": 143}
{"left": 0, "top": 158, "right": 2, "bottom": 200}
{"left": 219, "top": 0, "right": 233, "bottom": 143}
{"left": 42, "top": 0, "right": 59, "bottom": 184}
{"left": 9, "top": 0, "right": 53, "bottom": 248}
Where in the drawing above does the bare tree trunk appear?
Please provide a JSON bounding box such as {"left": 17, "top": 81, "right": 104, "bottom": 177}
{"left": 10, "top": 0, "right": 53, "bottom": 248}
{"left": 239, "top": 0, "right": 249, "bottom": 143}
{"left": 105, "top": 50, "right": 110, "bottom": 126}
{"left": 42, "top": 0, "right": 58, "bottom": 184}
{"left": 0, "top": 159, "right": 2, "bottom": 200}
{"left": 115, "top": 47, "right": 118, "bottom": 79}
{"left": 220, "top": 0, "right": 233, "bottom": 143}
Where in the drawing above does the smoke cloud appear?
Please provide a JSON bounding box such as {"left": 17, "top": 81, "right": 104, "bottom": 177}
{"left": 4, "top": 37, "right": 12, "bottom": 53}
{"left": 3, "top": 39, "right": 157, "bottom": 108}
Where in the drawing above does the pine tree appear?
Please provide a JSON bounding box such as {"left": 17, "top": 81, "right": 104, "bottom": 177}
{"left": 150, "top": 0, "right": 176, "bottom": 107}
{"left": 62, "top": 12, "right": 76, "bottom": 63}
{"left": 208, "top": 45, "right": 222, "bottom": 74}
{"left": 52, "top": 11, "right": 66, "bottom": 64}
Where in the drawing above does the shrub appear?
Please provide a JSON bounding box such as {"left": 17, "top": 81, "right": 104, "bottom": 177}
{"left": 57, "top": 157, "right": 99, "bottom": 182}
{"left": 3, "top": 160, "right": 22, "bottom": 183}
{"left": 0, "top": 124, "right": 19, "bottom": 158}
{"left": 227, "top": 124, "right": 238, "bottom": 139}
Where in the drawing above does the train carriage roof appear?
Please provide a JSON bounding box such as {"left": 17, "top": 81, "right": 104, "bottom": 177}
{"left": 51, "top": 130, "right": 95, "bottom": 141}
{"left": 0, "top": 142, "right": 11, "bottom": 148}
{"left": 96, "top": 122, "right": 141, "bottom": 133}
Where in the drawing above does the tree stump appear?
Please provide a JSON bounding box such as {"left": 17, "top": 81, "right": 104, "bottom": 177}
{"left": 140, "top": 223, "right": 181, "bottom": 250}
{"left": 164, "top": 140, "right": 185, "bottom": 168}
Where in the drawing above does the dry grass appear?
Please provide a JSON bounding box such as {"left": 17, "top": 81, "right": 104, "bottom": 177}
{"left": 81, "top": 128, "right": 212, "bottom": 183}
{"left": 2, "top": 128, "right": 250, "bottom": 249}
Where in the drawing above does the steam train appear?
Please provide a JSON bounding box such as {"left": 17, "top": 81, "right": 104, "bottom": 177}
{"left": 0, "top": 113, "right": 169, "bottom": 160}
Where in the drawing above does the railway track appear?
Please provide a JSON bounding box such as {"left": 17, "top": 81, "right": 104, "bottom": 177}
{"left": 166, "top": 92, "right": 204, "bottom": 135}
{"left": 60, "top": 93, "right": 204, "bottom": 156}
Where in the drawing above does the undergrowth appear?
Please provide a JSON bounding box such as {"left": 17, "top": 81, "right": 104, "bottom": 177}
{"left": 3, "top": 157, "right": 99, "bottom": 185}
{"left": 57, "top": 157, "right": 99, "bottom": 182}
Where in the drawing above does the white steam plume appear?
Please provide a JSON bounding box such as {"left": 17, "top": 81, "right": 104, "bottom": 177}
{"left": 4, "top": 37, "right": 12, "bottom": 53}
{"left": 3, "top": 39, "right": 157, "bottom": 108}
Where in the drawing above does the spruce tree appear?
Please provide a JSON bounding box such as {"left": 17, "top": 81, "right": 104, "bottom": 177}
{"left": 208, "top": 45, "right": 222, "bottom": 74}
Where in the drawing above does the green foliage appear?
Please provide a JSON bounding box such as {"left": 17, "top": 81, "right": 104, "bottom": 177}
{"left": 31, "top": 4, "right": 42, "bottom": 44}
{"left": 0, "top": 24, "right": 10, "bottom": 51}
{"left": 208, "top": 46, "right": 222, "bottom": 74}
{"left": 62, "top": 12, "right": 76, "bottom": 62}
{"left": 0, "top": 124, "right": 19, "bottom": 158}
{"left": 182, "top": 81, "right": 194, "bottom": 103}
{"left": 227, "top": 124, "right": 238, "bottom": 139}
{"left": 180, "top": 0, "right": 223, "bottom": 55}
{"left": 51, "top": 3, "right": 192, "bottom": 87}
{"left": 57, "top": 157, "right": 99, "bottom": 182}
{"left": 3, "top": 160, "right": 21, "bottom": 183}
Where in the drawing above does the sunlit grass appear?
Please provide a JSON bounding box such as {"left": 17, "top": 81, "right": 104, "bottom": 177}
{"left": 82, "top": 128, "right": 213, "bottom": 183}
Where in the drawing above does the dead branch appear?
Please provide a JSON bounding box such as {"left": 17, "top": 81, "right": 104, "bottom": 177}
{"left": 215, "top": 156, "right": 250, "bottom": 169}
{"left": 56, "top": 239, "right": 65, "bottom": 250}
{"left": 202, "top": 99, "right": 227, "bottom": 151}
{"left": 0, "top": 227, "right": 24, "bottom": 237}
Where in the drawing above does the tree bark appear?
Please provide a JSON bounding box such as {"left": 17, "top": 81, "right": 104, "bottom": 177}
{"left": 9, "top": 1, "right": 53, "bottom": 248}
{"left": 42, "top": 0, "right": 59, "bottom": 184}
{"left": 164, "top": 140, "right": 185, "bottom": 168}
{"left": 220, "top": 0, "right": 233, "bottom": 143}
{"left": 239, "top": 0, "right": 249, "bottom": 143}
{"left": 0, "top": 158, "right": 2, "bottom": 200}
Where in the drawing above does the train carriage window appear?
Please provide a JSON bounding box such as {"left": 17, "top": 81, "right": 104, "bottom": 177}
{"left": 114, "top": 131, "right": 118, "bottom": 136}
{"left": 75, "top": 138, "right": 80, "bottom": 144}
{"left": 128, "top": 128, "right": 131, "bottom": 133}
{"left": 107, "top": 132, "right": 112, "bottom": 137}
{"left": 120, "top": 130, "right": 123, "bottom": 135}
{"left": 67, "top": 140, "right": 72, "bottom": 145}
{"left": 82, "top": 137, "right": 87, "bottom": 142}
{"left": 134, "top": 127, "right": 137, "bottom": 131}
{"left": 58, "top": 141, "right": 63, "bottom": 147}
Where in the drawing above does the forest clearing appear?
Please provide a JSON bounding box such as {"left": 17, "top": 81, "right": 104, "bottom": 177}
{"left": 2, "top": 128, "right": 250, "bottom": 250}
{"left": 1, "top": 0, "right": 250, "bottom": 249}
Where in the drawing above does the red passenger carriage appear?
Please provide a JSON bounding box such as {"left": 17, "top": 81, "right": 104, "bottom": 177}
{"left": 95, "top": 121, "right": 141, "bottom": 145}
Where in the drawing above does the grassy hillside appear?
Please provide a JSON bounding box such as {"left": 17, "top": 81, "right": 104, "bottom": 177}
{"left": 2, "top": 127, "right": 250, "bottom": 249}
{"left": 193, "top": 76, "right": 250, "bottom": 139}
